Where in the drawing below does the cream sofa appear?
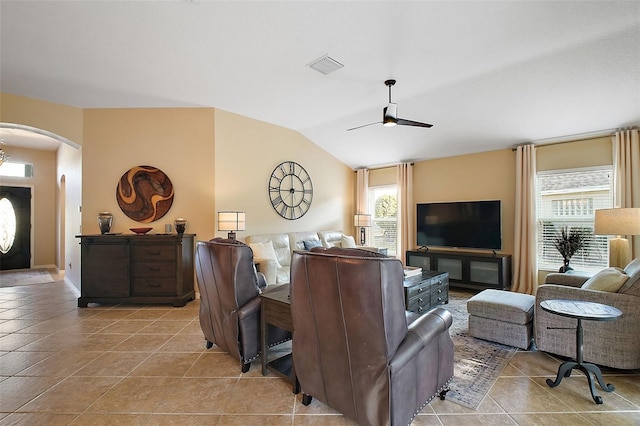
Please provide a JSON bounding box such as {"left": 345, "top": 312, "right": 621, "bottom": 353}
{"left": 245, "top": 230, "right": 380, "bottom": 284}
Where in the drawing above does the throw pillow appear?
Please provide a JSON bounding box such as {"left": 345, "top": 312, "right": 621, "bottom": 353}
{"left": 581, "top": 267, "right": 629, "bottom": 292}
{"left": 341, "top": 235, "right": 357, "bottom": 248}
{"left": 248, "top": 241, "right": 282, "bottom": 268}
{"left": 303, "top": 240, "right": 323, "bottom": 250}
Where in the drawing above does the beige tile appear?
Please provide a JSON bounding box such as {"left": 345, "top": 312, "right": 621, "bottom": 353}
{"left": 16, "top": 350, "right": 102, "bottom": 377}
{"left": 0, "top": 413, "right": 78, "bottom": 425}
{"left": 510, "top": 412, "right": 596, "bottom": 425}
{"left": 489, "top": 376, "right": 575, "bottom": 413}
{"left": 184, "top": 352, "right": 243, "bottom": 377}
{"left": 124, "top": 309, "right": 170, "bottom": 320}
{"left": 145, "top": 414, "right": 221, "bottom": 425}
{"left": 431, "top": 394, "right": 506, "bottom": 415}
{"left": 129, "top": 352, "right": 200, "bottom": 376}
{"left": 0, "top": 319, "right": 42, "bottom": 333}
{"left": 139, "top": 319, "right": 192, "bottom": 334}
{"left": 69, "top": 413, "right": 150, "bottom": 425}
{"left": 86, "top": 377, "right": 174, "bottom": 413}
{"left": 152, "top": 377, "right": 238, "bottom": 414}
{"left": 224, "top": 377, "right": 296, "bottom": 414}
{"left": 158, "top": 333, "right": 209, "bottom": 352}
{"left": 0, "top": 376, "right": 62, "bottom": 411}
{"left": 97, "top": 319, "right": 154, "bottom": 334}
{"left": 0, "top": 332, "right": 48, "bottom": 351}
{"left": 0, "top": 350, "right": 54, "bottom": 375}
{"left": 605, "top": 374, "right": 640, "bottom": 406}
{"left": 409, "top": 414, "right": 443, "bottom": 426}
{"left": 89, "top": 309, "right": 141, "bottom": 320}
{"left": 580, "top": 411, "right": 640, "bottom": 425}
{"left": 504, "top": 351, "right": 560, "bottom": 377}
{"left": 218, "top": 414, "right": 293, "bottom": 425}
{"left": 438, "top": 414, "right": 517, "bottom": 425}
{"left": 530, "top": 375, "right": 639, "bottom": 411}
{"left": 73, "top": 351, "right": 150, "bottom": 376}
{"left": 293, "top": 415, "right": 359, "bottom": 425}
{"left": 17, "top": 376, "right": 120, "bottom": 413}
{"left": 110, "top": 333, "right": 172, "bottom": 352}
{"left": 158, "top": 308, "right": 199, "bottom": 321}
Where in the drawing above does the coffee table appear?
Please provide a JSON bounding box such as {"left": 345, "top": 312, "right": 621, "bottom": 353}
{"left": 540, "top": 299, "right": 622, "bottom": 404}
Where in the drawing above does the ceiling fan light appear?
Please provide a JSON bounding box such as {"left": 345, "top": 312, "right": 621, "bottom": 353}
{"left": 383, "top": 120, "right": 397, "bottom": 127}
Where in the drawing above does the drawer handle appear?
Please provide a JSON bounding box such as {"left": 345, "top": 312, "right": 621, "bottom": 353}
{"left": 147, "top": 250, "right": 162, "bottom": 256}
{"left": 149, "top": 282, "right": 161, "bottom": 288}
{"left": 417, "top": 306, "right": 423, "bottom": 312}
{"left": 437, "top": 289, "right": 442, "bottom": 293}
{"left": 417, "top": 297, "right": 423, "bottom": 303}
{"left": 148, "top": 267, "right": 161, "bottom": 272}
{"left": 417, "top": 288, "right": 424, "bottom": 293}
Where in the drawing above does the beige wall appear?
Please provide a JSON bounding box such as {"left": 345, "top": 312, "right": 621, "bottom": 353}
{"left": 83, "top": 108, "right": 216, "bottom": 240}
{"left": 0, "top": 146, "right": 57, "bottom": 268}
{"left": 1, "top": 94, "right": 84, "bottom": 288}
{"left": 413, "top": 149, "right": 516, "bottom": 255}
{"left": 215, "top": 109, "right": 354, "bottom": 239}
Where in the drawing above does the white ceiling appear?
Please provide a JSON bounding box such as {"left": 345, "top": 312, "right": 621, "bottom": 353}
{"left": 1, "top": 1, "right": 639, "bottom": 168}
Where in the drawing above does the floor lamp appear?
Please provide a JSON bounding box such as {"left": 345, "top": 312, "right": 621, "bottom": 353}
{"left": 353, "top": 214, "right": 371, "bottom": 246}
{"left": 594, "top": 208, "right": 640, "bottom": 268}
{"left": 217, "top": 211, "right": 246, "bottom": 240}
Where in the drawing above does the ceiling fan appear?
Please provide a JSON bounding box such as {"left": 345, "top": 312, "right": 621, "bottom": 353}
{"left": 347, "top": 79, "right": 433, "bottom": 131}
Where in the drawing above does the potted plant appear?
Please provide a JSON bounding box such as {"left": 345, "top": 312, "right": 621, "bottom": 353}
{"left": 552, "top": 226, "right": 591, "bottom": 273}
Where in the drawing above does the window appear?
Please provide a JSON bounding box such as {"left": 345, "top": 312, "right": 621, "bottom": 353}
{"left": 368, "top": 185, "right": 397, "bottom": 256}
{"left": 0, "top": 162, "right": 34, "bottom": 178}
{"left": 536, "top": 167, "right": 613, "bottom": 272}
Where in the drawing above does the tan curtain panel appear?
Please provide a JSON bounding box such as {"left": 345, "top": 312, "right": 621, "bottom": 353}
{"left": 396, "top": 163, "right": 414, "bottom": 260}
{"left": 613, "top": 128, "right": 640, "bottom": 257}
{"left": 356, "top": 168, "right": 369, "bottom": 214}
{"left": 513, "top": 144, "right": 537, "bottom": 295}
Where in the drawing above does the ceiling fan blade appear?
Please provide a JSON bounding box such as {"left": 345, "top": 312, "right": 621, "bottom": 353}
{"left": 396, "top": 118, "right": 433, "bottom": 128}
{"left": 347, "top": 121, "right": 381, "bottom": 131}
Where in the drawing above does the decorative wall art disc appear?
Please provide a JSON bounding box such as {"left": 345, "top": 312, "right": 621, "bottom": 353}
{"left": 116, "top": 165, "right": 174, "bottom": 223}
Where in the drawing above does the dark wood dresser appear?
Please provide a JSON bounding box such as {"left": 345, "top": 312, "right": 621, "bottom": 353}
{"left": 77, "top": 234, "right": 195, "bottom": 307}
{"left": 403, "top": 271, "right": 449, "bottom": 314}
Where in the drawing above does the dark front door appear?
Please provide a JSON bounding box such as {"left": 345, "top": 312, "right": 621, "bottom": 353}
{"left": 0, "top": 186, "right": 31, "bottom": 270}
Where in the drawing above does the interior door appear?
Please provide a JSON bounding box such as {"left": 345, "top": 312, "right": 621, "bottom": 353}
{"left": 0, "top": 186, "right": 31, "bottom": 270}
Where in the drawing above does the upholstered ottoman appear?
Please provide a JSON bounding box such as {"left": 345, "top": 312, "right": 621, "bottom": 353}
{"left": 467, "top": 289, "right": 535, "bottom": 349}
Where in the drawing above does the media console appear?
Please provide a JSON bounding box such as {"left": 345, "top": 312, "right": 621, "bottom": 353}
{"left": 406, "top": 249, "right": 512, "bottom": 291}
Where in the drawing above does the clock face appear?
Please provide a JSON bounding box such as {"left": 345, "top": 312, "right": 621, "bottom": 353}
{"left": 269, "top": 161, "right": 313, "bottom": 220}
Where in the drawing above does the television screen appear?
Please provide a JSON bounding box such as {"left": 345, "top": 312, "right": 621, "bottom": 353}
{"left": 416, "top": 200, "right": 502, "bottom": 250}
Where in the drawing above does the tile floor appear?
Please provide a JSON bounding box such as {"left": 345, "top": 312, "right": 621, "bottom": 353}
{"left": 0, "top": 271, "right": 639, "bottom": 425}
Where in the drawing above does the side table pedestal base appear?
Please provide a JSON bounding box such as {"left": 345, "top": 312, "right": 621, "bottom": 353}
{"left": 546, "top": 360, "right": 615, "bottom": 404}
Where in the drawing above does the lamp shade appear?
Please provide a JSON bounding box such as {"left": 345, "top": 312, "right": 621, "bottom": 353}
{"left": 594, "top": 208, "right": 640, "bottom": 236}
{"left": 217, "top": 211, "right": 246, "bottom": 232}
{"left": 353, "top": 214, "right": 372, "bottom": 228}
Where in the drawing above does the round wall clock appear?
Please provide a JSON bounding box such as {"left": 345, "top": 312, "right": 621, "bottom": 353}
{"left": 116, "top": 165, "right": 174, "bottom": 223}
{"left": 268, "top": 161, "right": 313, "bottom": 220}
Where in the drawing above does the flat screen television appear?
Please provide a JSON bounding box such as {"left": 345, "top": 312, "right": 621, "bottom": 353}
{"left": 416, "top": 200, "right": 502, "bottom": 250}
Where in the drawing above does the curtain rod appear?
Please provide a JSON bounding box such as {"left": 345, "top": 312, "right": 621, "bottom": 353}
{"left": 354, "top": 162, "right": 414, "bottom": 172}
{"left": 511, "top": 128, "right": 621, "bottom": 151}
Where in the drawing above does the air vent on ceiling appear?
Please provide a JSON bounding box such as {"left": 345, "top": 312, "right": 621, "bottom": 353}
{"left": 307, "top": 55, "right": 344, "bottom": 75}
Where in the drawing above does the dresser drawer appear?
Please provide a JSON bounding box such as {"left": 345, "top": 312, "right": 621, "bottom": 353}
{"left": 133, "top": 261, "right": 176, "bottom": 277}
{"left": 132, "top": 278, "right": 176, "bottom": 295}
{"left": 405, "top": 282, "right": 429, "bottom": 300}
{"left": 407, "top": 297, "right": 431, "bottom": 313}
{"left": 431, "top": 286, "right": 448, "bottom": 306}
{"left": 132, "top": 245, "right": 176, "bottom": 261}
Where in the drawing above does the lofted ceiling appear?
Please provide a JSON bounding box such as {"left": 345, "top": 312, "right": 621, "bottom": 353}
{"left": 1, "top": 1, "right": 639, "bottom": 168}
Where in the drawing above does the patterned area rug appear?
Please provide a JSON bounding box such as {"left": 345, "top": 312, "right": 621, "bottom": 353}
{"left": 0, "top": 269, "right": 55, "bottom": 287}
{"left": 442, "top": 290, "right": 517, "bottom": 410}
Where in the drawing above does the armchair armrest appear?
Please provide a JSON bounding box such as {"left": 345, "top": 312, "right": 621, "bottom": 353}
{"left": 391, "top": 307, "right": 452, "bottom": 373}
{"left": 543, "top": 272, "right": 590, "bottom": 287}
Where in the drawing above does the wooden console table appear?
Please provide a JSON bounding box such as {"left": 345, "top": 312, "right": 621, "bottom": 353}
{"left": 76, "top": 233, "right": 195, "bottom": 307}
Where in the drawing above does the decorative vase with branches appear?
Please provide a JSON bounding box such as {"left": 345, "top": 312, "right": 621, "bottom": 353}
{"left": 552, "top": 226, "right": 591, "bottom": 273}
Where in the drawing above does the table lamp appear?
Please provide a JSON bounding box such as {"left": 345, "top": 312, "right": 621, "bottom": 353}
{"left": 594, "top": 208, "right": 640, "bottom": 268}
{"left": 353, "top": 214, "right": 371, "bottom": 246}
{"left": 217, "top": 211, "right": 246, "bottom": 240}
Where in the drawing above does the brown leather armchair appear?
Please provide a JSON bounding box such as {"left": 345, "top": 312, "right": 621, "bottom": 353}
{"left": 290, "top": 247, "right": 454, "bottom": 425}
{"left": 195, "top": 238, "right": 290, "bottom": 373}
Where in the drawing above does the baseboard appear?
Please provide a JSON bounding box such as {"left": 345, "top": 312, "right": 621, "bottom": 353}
{"left": 64, "top": 278, "right": 81, "bottom": 297}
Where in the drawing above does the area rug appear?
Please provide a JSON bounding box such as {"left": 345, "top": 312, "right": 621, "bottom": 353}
{"left": 442, "top": 290, "right": 517, "bottom": 410}
{"left": 0, "top": 269, "right": 55, "bottom": 287}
